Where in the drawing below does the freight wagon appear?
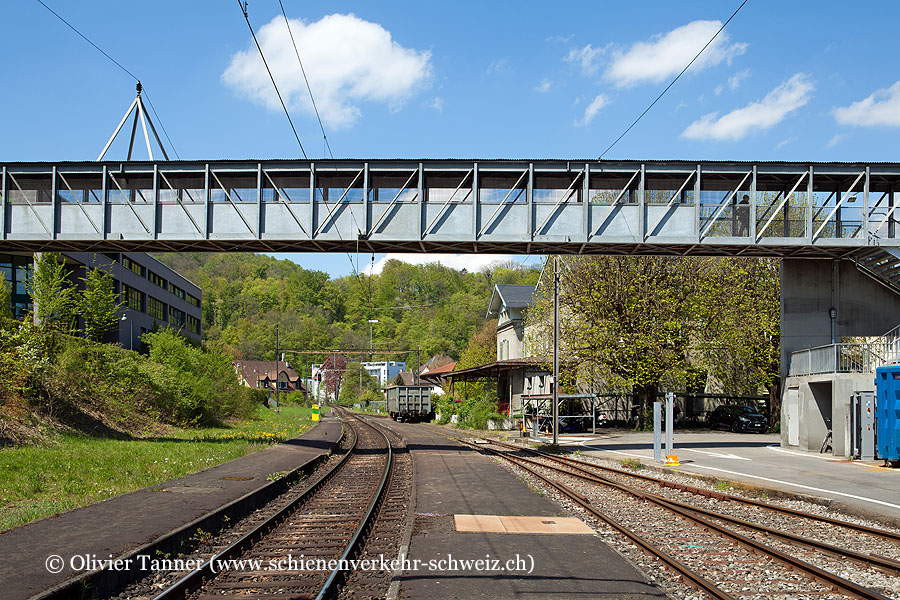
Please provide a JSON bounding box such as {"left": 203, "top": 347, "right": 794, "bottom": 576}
{"left": 386, "top": 385, "right": 434, "bottom": 423}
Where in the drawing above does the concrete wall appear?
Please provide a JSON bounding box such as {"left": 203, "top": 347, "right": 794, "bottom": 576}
{"left": 781, "top": 258, "right": 900, "bottom": 381}
{"left": 782, "top": 372, "right": 873, "bottom": 456}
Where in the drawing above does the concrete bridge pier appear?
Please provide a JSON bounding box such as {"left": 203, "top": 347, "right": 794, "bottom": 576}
{"left": 780, "top": 258, "right": 900, "bottom": 454}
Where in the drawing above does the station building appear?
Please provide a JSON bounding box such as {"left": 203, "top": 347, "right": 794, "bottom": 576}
{"left": 0, "top": 251, "right": 201, "bottom": 350}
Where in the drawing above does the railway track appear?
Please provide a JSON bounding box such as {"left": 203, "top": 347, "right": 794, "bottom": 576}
{"left": 441, "top": 429, "right": 899, "bottom": 600}
{"left": 151, "top": 410, "right": 397, "bottom": 600}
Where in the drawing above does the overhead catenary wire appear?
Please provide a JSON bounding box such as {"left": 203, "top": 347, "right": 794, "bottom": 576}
{"left": 33, "top": 0, "right": 181, "bottom": 159}
{"left": 237, "top": 0, "right": 308, "bottom": 159}
{"left": 598, "top": 0, "right": 749, "bottom": 159}
{"left": 278, "top": 0, "right": 334, "bottom": 159}
{"left": 237, "top": 2, "right": 367, "bottom": 288}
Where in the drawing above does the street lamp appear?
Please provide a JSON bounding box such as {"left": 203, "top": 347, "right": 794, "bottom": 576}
{"left": 121, "top": 313, "right": 132, "bottom": 351}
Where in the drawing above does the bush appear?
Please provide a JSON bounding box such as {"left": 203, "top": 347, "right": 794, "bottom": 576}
{"left": 142, "top": 329, "right": 256, "bottom": 424}
{"left": 455, "top": 395, "right": 504, "bottom": 430}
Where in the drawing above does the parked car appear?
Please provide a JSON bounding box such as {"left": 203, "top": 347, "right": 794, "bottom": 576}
{"left": 708, "top": 405, "right": 768, "bottom": 433}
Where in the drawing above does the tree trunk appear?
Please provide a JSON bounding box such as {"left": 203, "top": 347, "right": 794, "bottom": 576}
{"left": 767, "top": 376, "right": 781, "bottom": 429}
{"left": 634, "top": 383, "right": 658, "bottom": 430}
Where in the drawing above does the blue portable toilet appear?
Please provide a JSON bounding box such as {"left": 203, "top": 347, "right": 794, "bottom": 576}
{"left": 875, "top": 366, "right": 900, "bottom": 461}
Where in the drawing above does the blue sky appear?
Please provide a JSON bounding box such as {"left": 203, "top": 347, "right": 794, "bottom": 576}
{"left": 3, "top": 1, "right": 899, "bottom": 276}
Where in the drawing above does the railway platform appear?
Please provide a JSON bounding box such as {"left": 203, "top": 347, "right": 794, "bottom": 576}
{"left": 0, "top": 415, "right": 342, "bottom": 600}
{"left": 379, "top": 419, "right": 665, "bottom": 599}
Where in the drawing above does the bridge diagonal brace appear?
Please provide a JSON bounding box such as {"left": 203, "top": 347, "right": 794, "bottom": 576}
{"left": 478, "top": 169, "right": 528, "bottom": 238}
{"left": 210, "top": 170, "right": 257, "bottom": 236}
{"left": 645, "top": 169, "right": 696, "bottom": 239}
{"left": 812, "top": 170, "right": 865, "bottom": 240}
{"left": 57, "top": 173, "right": 101, "bottom": 235}
{"left": 872, "top": 192, "right": 899, "bottom": 238}
{"left": 756, "top": 169, "right": 809, "bottom": 241}
{"left": 534, "top": 169, "right": 583, "bottom": 235}
{"left": 7, "top": 173, "right": 52, "bottom": 237}
{"left": 313, "top": 167, "right": 363, "bottom": 237}
{"left": 158, "top": 171, "right": 204, "bottom": 236}
{"left": 263, "top": 170, "right": 310, "bottom": 238}
{"left": 107, "top": 172, "right": 152, "bottom": 234}
{"left": 369, "top": 169, "right": 418, "bottom": 236}
{"left": 97, "top": 96, "right": 139, "bottom": 162}
{"left": 591, "top": 169, "right": 639, "bottom": 238}
{"left": 424, "top": 168, "right": 473, "bottom": 236}
{"left": 811, "top": 191, "right": 837, "bottom": 224}
{"left": 700, "top": 170, "right": 752, "bottom": 238}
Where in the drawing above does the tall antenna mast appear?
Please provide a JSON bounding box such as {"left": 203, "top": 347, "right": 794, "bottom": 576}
{"left": 97, "top": 82, "right": 170, "bottom": 161}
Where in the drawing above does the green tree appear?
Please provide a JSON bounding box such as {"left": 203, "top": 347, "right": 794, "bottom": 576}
{"left": 79, "top": 267, "right": 124, "bottom": 341}
{"left": 27, "top": 252, "right": 76, "bottom": 330}
{"left": 454, "top": 320, "right": 497, "bottom": 398}
{"left": 338, "top": 361, "right": 380, "bottom": 405}
{"left": 527, "top": 256, "right": 712, "bottom": 428}
{"left": 0, "top": 272, "right": 12, "bottom": 320}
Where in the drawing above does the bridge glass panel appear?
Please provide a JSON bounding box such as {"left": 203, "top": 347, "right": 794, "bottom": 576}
{"left": 7, "top": 173, "right": 52, "bottom": 204}
{"left": 644, "top": 172, "right": 695, "bottom": 205}
{"left": 424, "top": 172, "right": 472, "bottom": 203}
{"left": 480, "top": 173, "right": 527, "bottom": 204}
{"left": 756, "top": 172, "right": 808, "bottom": 238}
{"left": 108, "top": 172, "right": 153, "bottom": 204}
{"left": 369, "top": 173, "right": 418, "bottom": 203}
{"left": 317, "top": 173, "right": 363, "bottom": 203}
{"left": 812, "top": 171, "right": 865, "bottom": 239}
{"left": 867, "top": 178, "right": 897, "bottom": 240}
{"left": 57, "top": 173, "right": 103, "bottom": 204}
{"left": 159, "top": 172, "right": 205, "bottom": 203}
{"left": 262, "top": 172, "right": 310, "bottom": 203}
{"left": 534, "top": 173, "right": 581, "bottom": 203}
{"left": 211, "top": 173, "right": 257, "bottom": 203}
{"left": 699, "top": 171, "right": 751, "bottom": 237}
{"left": 589, "top": 171, "right": 638, "bottom": 204}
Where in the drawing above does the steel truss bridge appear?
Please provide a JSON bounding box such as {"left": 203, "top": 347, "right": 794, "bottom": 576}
{"left": 2, "top": 159, "right": 900, "bottom": 263}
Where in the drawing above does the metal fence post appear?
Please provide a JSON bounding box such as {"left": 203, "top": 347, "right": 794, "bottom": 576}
{"left": 653, "top": 401, "right": 662, "bottom": 462}
{"left": 665, "top": 392, "right": 674, "bottom": 459}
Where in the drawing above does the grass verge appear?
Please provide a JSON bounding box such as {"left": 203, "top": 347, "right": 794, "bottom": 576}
{"left": 0, "top": 404, "right": 326, "bottom": 532}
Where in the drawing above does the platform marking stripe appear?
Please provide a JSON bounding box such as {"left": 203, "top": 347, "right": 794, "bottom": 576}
{"left": 767, "top": 445, "right": 845, "bottom": 462}
{"left": 579, "top": 442, "right": 650, "bottom": 459}
{"left": 686, "top": 464, "right": 900, "bottom": 511}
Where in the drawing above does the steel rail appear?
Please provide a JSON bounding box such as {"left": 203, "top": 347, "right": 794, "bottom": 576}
{"left": 469, "top": 438, "right": 893, "bottom": 600}
{"left": 485, "top": 436, "right": 900, "bottom": 544}
{"left": 151, "top": 415, "right": 365, "bottom": 600}
{"left": 315, "top": 410, "right": 394, "bottom": 600}
{"left": 496, "top": 444, "right": 900, "bottom": 577}
{"left": 456, "top": 439, "right": 735, "bottom": 599}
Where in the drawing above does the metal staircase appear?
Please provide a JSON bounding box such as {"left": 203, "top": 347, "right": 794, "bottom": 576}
{"left": 853, "top": 247, "right": 900, "bottom": 294}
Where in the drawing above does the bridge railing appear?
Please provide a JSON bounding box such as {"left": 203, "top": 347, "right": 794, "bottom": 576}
{"left": 2, "top": 160, "right": 899, "bottom": 252}
{"left": 789, "top": 343, "right": 884, "bottom": 376}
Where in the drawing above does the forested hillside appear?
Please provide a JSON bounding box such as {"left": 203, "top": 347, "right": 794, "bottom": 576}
{"left": 154, "top": 253, "right": 539, "bottom": 362}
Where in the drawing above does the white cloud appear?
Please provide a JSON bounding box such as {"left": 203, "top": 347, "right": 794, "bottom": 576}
{"left": 535, "top": 78, "right": 552, "bottom": 93}
{"left": 681, "top": 73, "right": 814, "bottom": 141}
{"left": 714, "top": 84, "right": 725, "bottom": 96}
{"left": 575, "top": 94, "right": 610, "bottom": 127}
{"left": 834, "top": 81, "right": 900, "bottom": 127}
{"left": 827, "top": 134, "right": 846, "bottom": 148}
{"left": 486, "top": 57, "right": 511, "bottom": 75}
{"left": 728, "top": 68, "right": 750, "bottom": 91}
{"left": 565, "top": 44, "right": 607, "bottom": 76}
{"left": 547, "top": 34, "right": 574, "bottom": 44}
{"left": 606, "top": 20, "right": 747, "bottom": 87}
{"left": 430, "top": 97, "right": 444, "bottom": 112}
{"left": 364, "top": 254, "right": 525, "bottom": 276}
{"left": 775, "top": 136, "right": 797, "bottom": 150}
{"left": 222, "top": 13, "right": 431, "bottom": 128}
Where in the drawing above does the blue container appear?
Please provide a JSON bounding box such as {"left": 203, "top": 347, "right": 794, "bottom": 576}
{"left": 875, "top": 366, "right": 900, "bottom": 461}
